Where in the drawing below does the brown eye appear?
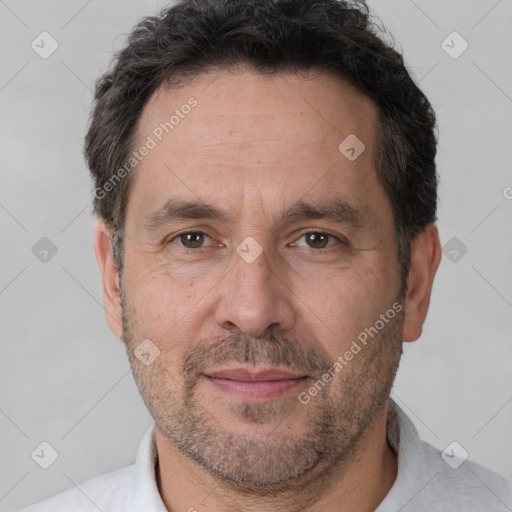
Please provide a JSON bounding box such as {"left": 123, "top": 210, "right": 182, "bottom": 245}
{"left": 305, "top": 232, "right": 329, "bottom": 249}
{"left": 295, "top": 232, "right": 338, "bottom": 249}
{"left": 172, "top": 231, "right": 212, "bottom": 249}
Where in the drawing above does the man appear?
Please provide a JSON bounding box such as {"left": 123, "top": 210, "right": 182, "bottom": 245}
{"left": 20, "top": 0, "right": 512, "bottom": 511}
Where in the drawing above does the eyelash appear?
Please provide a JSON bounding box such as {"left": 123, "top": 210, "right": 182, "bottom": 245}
{"left": 167, "top": 230, "right": 345, "bottom": 253}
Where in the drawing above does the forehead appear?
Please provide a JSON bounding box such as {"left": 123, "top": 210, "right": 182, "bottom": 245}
{"left": 137, "top": 68, "right": 378, "bottom": 154}
{"left": 127, "top": 68, "right": 390, "bottom": 230}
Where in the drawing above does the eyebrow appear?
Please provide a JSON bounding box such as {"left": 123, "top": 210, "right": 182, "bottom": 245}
{"left": 279, "top": 199, "right": 366, "bottom": 229}
{"left": 144, "top": 199, "right": 231, "bottom": 230}
{"left": 143, "top": 197, "right": 367, "bottom": 231}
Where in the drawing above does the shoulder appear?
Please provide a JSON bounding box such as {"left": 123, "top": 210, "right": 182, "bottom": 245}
{"left": 381, "top": 400, "right": 512, "bottom": 511}
{"left": 17, "top": 464, "right": 136, "bottom": 512}
{"left": 416, "top": 438, "right": 512, "bottom": 511}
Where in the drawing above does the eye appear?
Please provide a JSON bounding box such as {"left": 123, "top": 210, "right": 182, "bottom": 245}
{"left": 169, "top": 231, "right": 214, "bottom": 250}
{"left": 294, "top": 231, "right": 341, "bottom": 250}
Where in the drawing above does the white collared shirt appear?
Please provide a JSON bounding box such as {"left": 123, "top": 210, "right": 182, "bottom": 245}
{"left": 18, "top": 400, "right": 512, "bottom": 511}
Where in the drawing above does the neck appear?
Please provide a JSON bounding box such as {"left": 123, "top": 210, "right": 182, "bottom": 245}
{"left": 155, "top": 403, "right": 397, "bottom": 512}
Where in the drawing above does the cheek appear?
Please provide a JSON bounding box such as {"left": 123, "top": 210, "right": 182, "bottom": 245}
{"left": 296, "top": 258, "right": 395, "bottom": 354}
{"left": 123, "top": 256, "right": 184, "bottom": 332}
{"left": 122, "top": 250, "right": 224, "bottom": 343}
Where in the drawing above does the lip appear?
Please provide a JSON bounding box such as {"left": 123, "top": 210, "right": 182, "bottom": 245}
{"left": 206, "top": 368, "right": 306, "bottom": 381}
{"left": 203, "top": 366, "right": 309, "bottom": 401}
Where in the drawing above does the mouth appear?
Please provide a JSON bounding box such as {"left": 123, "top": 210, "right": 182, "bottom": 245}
{"left": 203, "top": 366, "right": 310, "bottom": 401}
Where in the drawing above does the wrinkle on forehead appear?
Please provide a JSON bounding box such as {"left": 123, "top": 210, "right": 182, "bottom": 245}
{"left": 135, "top": 67, "right": 378, "bottom": 153}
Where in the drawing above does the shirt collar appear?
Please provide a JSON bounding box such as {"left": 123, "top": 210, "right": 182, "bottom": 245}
{"left": 376, "top": 398, "right": 437, "bottom": 511}
{"left": 128, "top": 424, "right": 168, "bottom": 512}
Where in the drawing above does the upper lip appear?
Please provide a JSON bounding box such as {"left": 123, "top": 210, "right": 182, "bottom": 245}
{"left": 204, "top": 367, "right": 307, "bottom": 381}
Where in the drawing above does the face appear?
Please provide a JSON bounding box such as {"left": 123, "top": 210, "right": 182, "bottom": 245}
{"left": 114, "top": 68, "right": 407, "bottom": 489}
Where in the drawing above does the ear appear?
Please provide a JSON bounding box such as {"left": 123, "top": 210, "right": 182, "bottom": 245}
{"left": 93, "top": 218, "right": 124, "bottom": 341}
{"left": 402, "top": 223, "right": 442, "bottom": 343}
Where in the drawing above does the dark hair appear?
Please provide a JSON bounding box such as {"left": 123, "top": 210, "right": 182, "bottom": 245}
{"left": 85, "top": 0, "right": 438, "bottom": 286}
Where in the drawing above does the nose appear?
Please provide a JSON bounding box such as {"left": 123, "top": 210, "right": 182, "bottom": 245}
{"left": 214, "top": 244, "right": 295, "bottom": 337}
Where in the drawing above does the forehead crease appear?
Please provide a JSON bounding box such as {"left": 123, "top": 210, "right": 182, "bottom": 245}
{"left": 143, "top": 194, "right": 370, "bottom": 233}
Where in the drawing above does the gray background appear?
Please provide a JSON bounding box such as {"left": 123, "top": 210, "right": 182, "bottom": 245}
{"left": 1, "top": 0, "right": 511, "bottom": 510}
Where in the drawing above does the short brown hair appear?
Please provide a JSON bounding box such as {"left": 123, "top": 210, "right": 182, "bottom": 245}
{"left": 85, "top": 0, "right": 438, "bottom": 286}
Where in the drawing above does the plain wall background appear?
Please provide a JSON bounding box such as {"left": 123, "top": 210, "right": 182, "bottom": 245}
{"left": 1, "top": 0, "right": 511, "bottom": 510}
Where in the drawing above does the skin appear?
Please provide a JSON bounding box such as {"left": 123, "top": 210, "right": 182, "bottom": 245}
{"left": 94, "top": 67, "right": 442, "bottom": 512}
